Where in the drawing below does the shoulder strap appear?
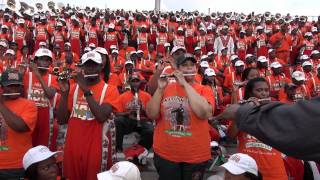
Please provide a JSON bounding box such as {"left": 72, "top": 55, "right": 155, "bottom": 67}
{"left": 99, "top": 83, "right": 108, "bottom": 105}
{"left": 72, "top": 85, "right": 79, "bottom": 109}
{"left": 27, "top": 72, "right": 32, "bottom": 99}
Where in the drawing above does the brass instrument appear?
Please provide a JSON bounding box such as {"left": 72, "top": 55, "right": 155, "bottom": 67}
{"left": 53, "top": 66, "right": 76, "bottom": 81}
{"left": 35, "top": 3, "right": 43, "bottom": 11}
{"left": 123, "top": 72, "right": 131, "bottom": 91}
{"left": 47, "top": 1, "right": 55, "bottom": 11}
{"left": 160, "top": 73, "right": 196, "bottom": 79}
{"left": 134, "top": 90, "right": 141, "bottom": 127}
{"left": 212, "top": 85, "right": 220, "bottom": 110}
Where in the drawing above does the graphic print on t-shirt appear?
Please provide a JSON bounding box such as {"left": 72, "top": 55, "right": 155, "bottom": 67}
{"left": 29, "top": 83, "right": 49, "bottom": 107}
{"left": 71, "top": 96, "right": 95, "bottom": 120}
{"left": 162, "top": 96, "right": 191, "bottom": 137}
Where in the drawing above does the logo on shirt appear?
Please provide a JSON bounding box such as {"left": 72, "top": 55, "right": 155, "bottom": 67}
{"left": 71, "top": 96, "right": 95, "bottom": 120}
{"left": 28, "top": 83, "right": 49, "bottom": 107}
{"left": 162, "top": 96, "right": 191, "bottom": 137}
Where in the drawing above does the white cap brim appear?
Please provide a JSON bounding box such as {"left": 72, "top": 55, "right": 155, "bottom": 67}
{"left": 97, "top": 172, "right": 122, "bottom": 180}
{"left": 23, "top": 151, "right": 60, "bottom": 170}
{"left": 222, "top": 162, "right": 247, "bottom": 175}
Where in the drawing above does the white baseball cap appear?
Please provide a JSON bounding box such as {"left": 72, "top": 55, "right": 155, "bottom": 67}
{"left": 305, "top": 32, "right": 313, "bottom": 37}
{"left": 207, "top": 51, "right": 214, "bottom": 56}
{"left": 5, "top": 49, "right": 15, "bottom": 55}
{"left": 110, "top": 45, "right": 117, "bottom": 50}
{"left": 221, "top": 153, "right": 258, "bottom": 176}
{"left": 170, "top": 46, "right": 186, "bottom": 55}
{"left": 268, "top": 49, "right": 275, "bottom": 54}
{"left": 300, "top": 54, "right": 310, "bottom": 60}
{"left": 230, "top": 55, "right": 239, "bottom": 61}
{"left": 111, "top": 49, "right": 119, "bottom": 54}
{"left": 109, "top": 23, "right": 115, "bottom": 29}
{"left": 137, "top": 50, "right": 144, "bottom": 54}
{"left": 125, "top": 60, "right": 134, "bottom": 65}
{"left": 56, "top": 22, "right": 63, "bottom": 27}
{"left": 23, "top": 145, "right": 60, "bottom": 170}
{"left": 235, "top": 60, "right": 245, "bottom": 67}
{"left": 39, "top": 41, "right": 47, "bottom": 46}
{"left": 84, "top": 47, "right": 91, "bottom": 52}
{"left": 95, "top": 47, "right": 108, "bottom": 55}
{"left": 130, "top": 51, "right": 137, "bottom": 56}
{"left": 97, "top": 161, "right": 141, "bottom": 180}
{"left": 311, "top": 50, "right": 320, "bottom": 56}
{"left": 0, "top": 41, "right": 8, "bottom": 47}
{"left": 292, "top": 71, "right": 305, "bottom": 81}
{"left": 1, "top": 25, "right": 8, "bottom": 29}
{"left": 201, "top": 55, "right": 208, "bottom": 60}
{"left": 35, "top": 48, "right": 52, "bottom": 58}
{"left": 81, "top": 51, "right": 102, "bottom": 65}
{"left": 141, "top": 24, "right": 147, "bottom": 28}
{"left": 257, "top": 56, "right": 268, "bottom": 63}
{"left": 245, "top": 54, "right": 253, "bottom": 59}
{"left": 256, "top": 26, "right": 264, "bottom": 30}
{"left": 89, "top": 43, "right": 96, "bottom": 48}
{"left": 164, "top": 43, "right": 171, "bottom": 47}
{"left": 312, "top": 27, "right": 318, "bottom": 32}
{"left": 177, "top": 27, "right": 183, "bottom": 31}
{"left": 210, "top": 141, "right": 219, "bottom": 147}
{"left": 220, "top": 46, "right": 228, "bottom": 52}
{"left": 302, "top": 61, "right": 313, "bottom": 67}
{"left": 204, "top": 68, "right": 216, "bottom": 76}
{"left": 194, "top": 46, "right": 201, "bottom": 51}
{"left": 18, "top": 18, "right": 25, "bottom": 24}
{"left": 200, "top": 61, "right": 209, "bottom": 68}
{"left": 270, "top": 62, "right": 282, "bottom": 68}
{"left": 65, "top": 42, "right": 71, "bottom": 47}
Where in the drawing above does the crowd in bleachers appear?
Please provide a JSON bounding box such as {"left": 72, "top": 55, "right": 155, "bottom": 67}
{"left": 0, "top": 3, "right": 320, "bottom": 180}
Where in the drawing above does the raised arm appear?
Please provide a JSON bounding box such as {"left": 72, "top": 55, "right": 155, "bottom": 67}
{"left": 235, "top": 98, "right": 320, "bottom": 161}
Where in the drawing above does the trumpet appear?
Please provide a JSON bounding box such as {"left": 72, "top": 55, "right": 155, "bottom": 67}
{"left": 53, "top": 67, "right": 75, "bottom": 81}
{"left": 134, "top": 90, "right": 141, "bottom": 127}
{"left": 160, "top": 73, "right": 196, "bottom": 78}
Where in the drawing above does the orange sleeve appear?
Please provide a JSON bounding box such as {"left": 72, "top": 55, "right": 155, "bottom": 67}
{"left": 114, "top": 93, "right": 127, "bottom": 112}
{"left": 269, "top": 33, "right": 279, "bottom": 45}
{"left": 108, "top": 73, "right": 121, "bottom": 87}
{"left": 199, "top": 85, "right": 215, "bottom": 111}
{"left": 103, "top": 85, "right": 121, "bottom": 112}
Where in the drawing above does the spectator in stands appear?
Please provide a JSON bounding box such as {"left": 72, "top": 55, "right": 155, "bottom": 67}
{"left": 115, "top": 73, "right": 153, "bottom": 152}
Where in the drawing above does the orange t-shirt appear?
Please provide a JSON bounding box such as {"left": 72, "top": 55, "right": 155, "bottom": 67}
{"left": 237, "top": 131, "right": 288, "bottom": 180}
{"left": 269, "top": 32, "right": 292, "bottom": 52}
{"left": 153, "top": 83, "right": 214, "bottom": 163}
{"left": 116, "top": 90, "right": 151, "bottom": 113}
{"left": 66, "top": 80, "right": 121, "bottom": 119}
{"left": 0, "top": 98, "right": 37, "bottom": 169}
